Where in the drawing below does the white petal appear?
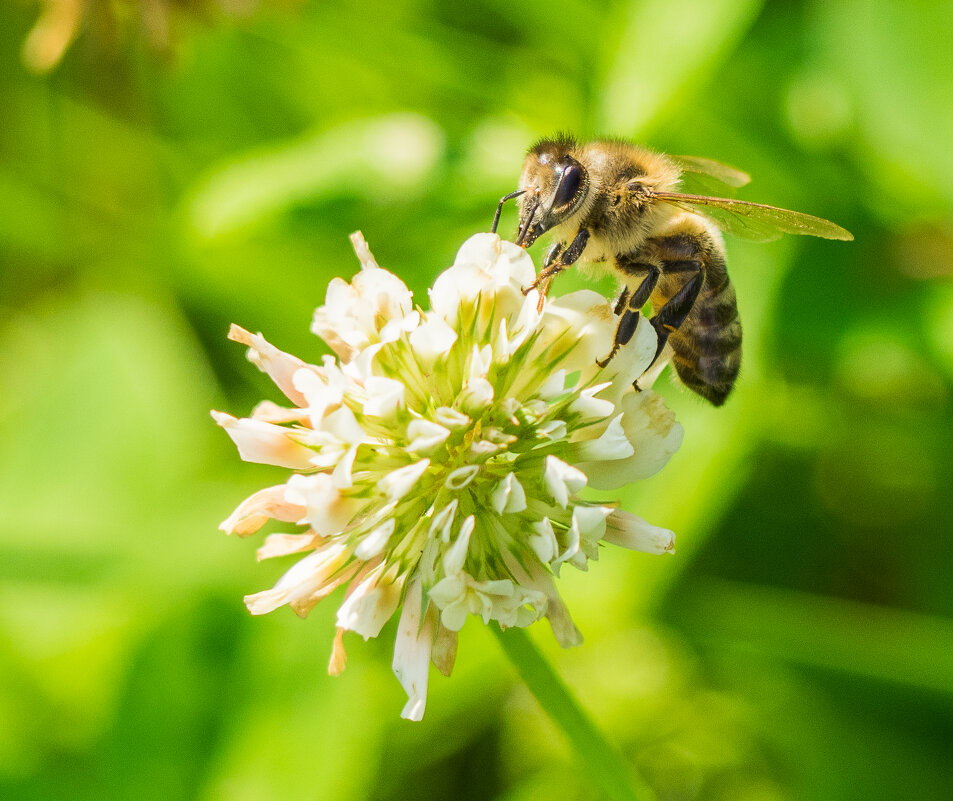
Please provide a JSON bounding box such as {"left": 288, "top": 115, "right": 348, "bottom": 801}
{"left": 429, "top": 263, "right": 489, "bottom": 322}
{"left": 311, "top": 279, "right": 366, "bottom": 360}
{"left": 529, "top": 517, "right": 558, "bottom": 564}
{"left": 582, "top": 390, "right": 684, "bottom": 490}
{"left": 428, "top": 575, "right": 465, "bottom": 614}
{"left": 363, "top": 376, "right": 405, "bottom": 418}
{"left": 490, "top": 473, "right": 527, "bottom": 515}
{"left": 392, "top": 580, "right": 435, "bottom": 721}
{"left": 445, "top": 464, "right": 479, "bottom": 490}
{"left": 537, "top": 369, "right": 567, "bottom": 400}
{"left": 321, "top": 405, "right": 362, "bottom": 443}
{"left": 406, "top": 419, "right": 451, "bottom": 454}
{"left": 468, "top": 344, "right": 493, "bottom": 380}
{"left": 569, "top": 383, "right": 615, "bottom": 421}
{"left": 436, "top": 595, "right": 470, "bottom": 632}
{"left": 572, "top": 505, "right": 612, "bottom": 541}
{"left": 408, "top": 315, "right": 457, "bottom": 366}
{"left": 336, "top": 567, "right": 405, "bottom": 639}
{"left": 506, "top": 293, "right": 544, "bottom": 355}
{"left": 442, "top": 515, "right": 475, "bottom": 575}
{"left": 434, "top": 406, "right": 470, "bottom": 429}
{"left": 349, "top": 230, "right": 381, "bottom": 271}
{"left": 312, "top": 266, "right": 413, "bottom": 360}
{"left": 211, "top": 411, "right": 315, "bottom": 469}
{"left": 354, "top": 517, "right": 396, "bottom": 560}
{"left": 542, "top": 455, "right": 588, "bottom": 508}
{"left": 351, "top": 266, "right": 413, "bottom": 320}
{"left": 457, "top": 377, "right": 494, "bottom": 414}
{"left": 293, "top": 368, "right": 342, "bottom": 426}
{"left": 537, "top": 420, "right": 567, "bottom": 441}
{"left": 571, "top": 414, "right": 634, "bottom": 461}
{"left": 428, "top": 499, "right": 458, "bottom": 543}
{"left": 332, "top": 443, "right": 359, "bottom": 489}
{"left": 227, "top": 324, "right": 312, "bottom": 407}
{"left": 285, "top": 473, "right": 361, "bottom": 534}
{"left": 604, "top": 510, "right": 676, "bottom": 554}
{"left": 379, "top": 459, "right": 430, "bottom": 501}
{"left": 552, "top": 516, "right": 580, "bottom": 574}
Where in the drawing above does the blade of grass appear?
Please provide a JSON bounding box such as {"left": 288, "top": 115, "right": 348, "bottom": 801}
{"left": 493, "top": 626, "right": 656, "bottom": 801}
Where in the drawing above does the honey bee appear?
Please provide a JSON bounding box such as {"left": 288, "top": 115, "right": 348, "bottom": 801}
{"left": 491, "top": 135, "right": 853, "bottom": 406}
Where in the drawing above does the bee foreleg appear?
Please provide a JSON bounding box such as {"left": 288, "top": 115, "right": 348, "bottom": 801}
{"left": 597, "top": 265, "right": 660, "bottom": 367}
{"left": 524, "top": 229, "right": 591, "bottom": 310}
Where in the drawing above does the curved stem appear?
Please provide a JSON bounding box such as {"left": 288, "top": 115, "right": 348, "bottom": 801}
{"left": 492, "top": 625, "right": 655, "bottom": 801}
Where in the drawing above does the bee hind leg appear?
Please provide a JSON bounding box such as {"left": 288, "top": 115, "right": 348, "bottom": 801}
{"left": 597, "top": 265, "right": 660, "bottom": 367}
{"left": 634, "top": 262, "right": 705, "bottom": 388}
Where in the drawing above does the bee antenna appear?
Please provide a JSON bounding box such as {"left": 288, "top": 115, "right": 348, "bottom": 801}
{"left": 491, "top": 189, "right": 527, "bottom": 234}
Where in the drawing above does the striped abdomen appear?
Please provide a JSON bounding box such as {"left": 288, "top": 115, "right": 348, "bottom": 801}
{"left": 665, "top": 266, "right": 742, "bottom": 406}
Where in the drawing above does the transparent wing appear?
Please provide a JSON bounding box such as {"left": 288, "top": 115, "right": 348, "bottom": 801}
{"left": 654, "top": 191, "right": 854, "bottom": 242}
{"left": 669, "top": 154, "right": 752, "bottom": 188}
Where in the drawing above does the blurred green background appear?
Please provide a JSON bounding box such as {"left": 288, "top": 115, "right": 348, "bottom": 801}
{"left": 2, "top": 1, "right": 952, "bottom": 799}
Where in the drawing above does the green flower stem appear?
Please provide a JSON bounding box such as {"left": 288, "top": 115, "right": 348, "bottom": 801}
{"left": 492, "top": 626, "right": 655, "bottom": 801}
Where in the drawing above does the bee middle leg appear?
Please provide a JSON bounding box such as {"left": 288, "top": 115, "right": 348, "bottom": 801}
{"left": 613, "top": 286, "right": 630, "bottom": 316}
{"left": 597, "top": 264, "right": 660, "bottom": 367}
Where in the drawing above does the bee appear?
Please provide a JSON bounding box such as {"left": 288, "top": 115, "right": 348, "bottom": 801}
{"left": 491, "top": 135, "right": 852, "bottom": 406}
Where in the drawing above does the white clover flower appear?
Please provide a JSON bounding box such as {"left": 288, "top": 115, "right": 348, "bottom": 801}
{"left": 214, "top": 232, "right": 682, "bottom": 720}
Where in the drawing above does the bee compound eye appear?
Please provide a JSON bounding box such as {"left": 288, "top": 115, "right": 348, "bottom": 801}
{"left": 552, "top": 163, "right": 582, "bottom": 212}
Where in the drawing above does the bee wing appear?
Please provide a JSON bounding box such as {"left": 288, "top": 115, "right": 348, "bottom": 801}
{"left": 654, "top": 192, "right": 854, "bottom": 242}
{"left": 669, "top": 154, "right": 752, "bottom": 188}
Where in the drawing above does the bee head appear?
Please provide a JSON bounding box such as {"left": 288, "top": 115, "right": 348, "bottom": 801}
{"left": 515, "top": 137, "right": 589, "bottom": 248}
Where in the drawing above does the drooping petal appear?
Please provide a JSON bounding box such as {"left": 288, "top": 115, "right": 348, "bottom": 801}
{"left": 336, "top": 566, "right": 406, "bottom": 639}
{"left": 250, "top": 401, "right": 312, "bottom": 424}
{"left": 285, "top": 473, "right": 362, "bottom": 535}
{"left": 228, "top": 324, "right": 313, "bottom": 407}
{"left": 543, "top": 455, "right": 588, "bottom": 508}
{"left": 392, "top": 580, "right": 435, "bottom": 722}
{"left": 244, "top": 543, "right": 351, "bottom": 615}
{"left": 328, "top": 627, "right": 348, "bottom": 676}
{"left": 219, "top": 485, "right": 306, "bottom": 536}
{"left": 257, "top": 532, "right": 320, "bottom": 560}
{"left": 431, "top": 624, "right": 458, "bottom": 677}
{"left": 604, "top": 510, "right": 676, "bottom": 554}
{"left": 211, "top": 411, "right": 316, "bottom": 469}
{"left": 582, "top": 390, "right": 684, "bottom": 490}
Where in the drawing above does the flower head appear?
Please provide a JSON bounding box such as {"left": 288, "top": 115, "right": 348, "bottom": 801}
{"left": 214, "top": 232, "right": 682, "bottom": 719}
